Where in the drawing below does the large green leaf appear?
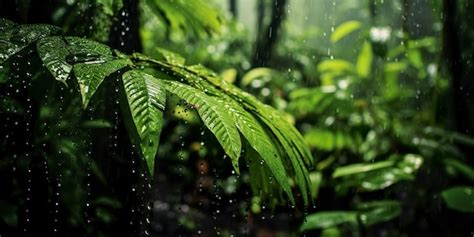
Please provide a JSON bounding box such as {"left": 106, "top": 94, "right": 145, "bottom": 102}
{"left": 163, "top": 80, "right": 242, "bottom": 172}
{"left": 0, "top": 20, "right": 60, "bottom": 64}
{"left": 121, "top": 70, "right": 166, "bottom": 176}
{"left": 441, "top": 186, "right": 474, "bottom": 212}
{"left": 219, "top": 96, "right": 295, "bottom": 202}
{"left": 74, "top": 59, "right": 129, "bottom": 108}
{"left": 301, "top": 211, "right": 358, "bottom": 231}
{"left": 183, "top": 63, "right": 313, "bottom": 202}
{"left": 37, "top": 36, "right": 114, "bottom": 85}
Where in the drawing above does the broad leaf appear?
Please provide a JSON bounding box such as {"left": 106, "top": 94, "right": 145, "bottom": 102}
{"left": 121, "top": 70, "right": 166, "bottom": 176}
{"left": 163, "top": 80, "right": 242, "bottom": 172}
{"left": 441, "top": 186, "right": 474, "bottom": 212}
{"left": 38, "top": 36, "right": 118, "bottom": 87}
{"left": 74, "top": 59, "right": 129, "bottom": 108}
{"left": 0, "top": 20, "right": 60, "bottom": 64}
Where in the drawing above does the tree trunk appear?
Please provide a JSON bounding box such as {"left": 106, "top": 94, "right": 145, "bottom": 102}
{"left": 229, "top": 0, "right": 238, "bottom": 19}
{"left": 252, "top": 0, "right": 288, "bottom": 68}
{"left": 109, "top": 0, "right": 142, "bottom": 54}
{"left": 442, "top": 0, "right": 474, "bottom": 153}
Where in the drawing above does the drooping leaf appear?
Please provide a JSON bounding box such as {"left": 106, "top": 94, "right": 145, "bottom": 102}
{"left": 221, "top": 97, "right": 295, "bottom": 202}
{"left": 74, "top": 59, "right": 129, "bottom": 108}
{"left": 163, "top": 80, "right": 241, "bottom": 172}
{"left": 331, "top": 20, "right": 362, "bottom": 43}
{"left": 37, "top": 36, "right": 72, "bottom": 84}
{"left": 0, "top": 20, "right": 61, "bottom": 64}
{"left": 301, "top": 211, "right": 358, "bottom": 231}
{"left": 186, "top": 64, "right": 314, "bottom": 202}
{"left": 441, "top": 186, "right": 474, "bottom": 213}
{"left": 121, "top": 70, "right": 166, "bottom": 176}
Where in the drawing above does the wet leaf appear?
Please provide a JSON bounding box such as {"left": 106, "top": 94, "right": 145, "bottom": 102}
{"left": 0, "top": 21, "right": 60, "bottom": 64}
{"left": 74, "top": 59, "right": 129, "bottom": 108}
{"left": 121, "top": 70, "right": 166, "bottom": 176}
{"left": 164, "top": 80, "right": 242, "bottom": 172}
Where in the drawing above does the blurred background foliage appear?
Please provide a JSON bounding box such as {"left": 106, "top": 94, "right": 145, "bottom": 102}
{"left": 1, "top": 0, "right": 474, "bottom": 236}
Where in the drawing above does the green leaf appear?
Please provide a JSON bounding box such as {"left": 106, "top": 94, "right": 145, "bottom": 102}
{"left": 82, "top": 119, "right": 113, "bottom": 128}
{"left": 357, "top": 201, "right": 401, "bottom": 226}
{"left": 147, "top": 0, "right": 222, "bottom": 37}
{"left": 317, "top": 59, "right": 354, "bottom": 74}
{"left": 155, "top": 47, "right": 185, "bottom": 66}
{"left": 356, "top": 41, "right": 373, "bottom": 78}
{"left": 331, "top": 20, "right": 362, "bottom": 43}
{"left": 163, "top": 80, "right": 242, "bottom": 172}
{"left": 309, "top": 172, "right": 322, "bottom": 199}
{"left": 222, "top": 97, "right": 295, "bottom": 202}
{"left": 121, "top": 70, "right": 166, "bottom": 176}
{"left": 444, "top": 158, "right": 474, "bottom": 182}
{"left": 97, "top": 0, "right": 123, "bottom": 16}
{"left": 37, "top": 37, "right": 71, "bottom": 85}
{"left": 37, "top": 36, "right": 121, "bottom": 87}
{"left": 441, "top": 186, "right": 474, "bottom": 212}
{"left": 301, "top": 211, "right": 358, "bottom": 231}
{"left": 74, "top": 59, "right": 129, "bottom": 108}
{"left": 333, "top": 161, "right": 394, "bottom": 178}
{"left": 241, "top": 67, "right": 273, "bottom": 86}
{"left": 0, "top": 21, "right": 61, "bottom": 64}
{"left": 357, "top": 168, "right": 414, "bottom": 191}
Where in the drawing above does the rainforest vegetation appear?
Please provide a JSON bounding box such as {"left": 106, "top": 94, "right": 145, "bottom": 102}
{"left": 1, "top": 0, "right": 474, "bottom": 236}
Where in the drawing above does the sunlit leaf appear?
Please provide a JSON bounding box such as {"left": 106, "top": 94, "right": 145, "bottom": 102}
{"left": 241, "top": 67, "right": 273, "bottom": 86}
{"left": 331, "top": 20, "right": 362, "bottom": 43}
{"left": 317, "top": 59, "right": 354, "bottom": 74}
{"left": 356, "top": 41, "right": 373, "bottom": 78}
